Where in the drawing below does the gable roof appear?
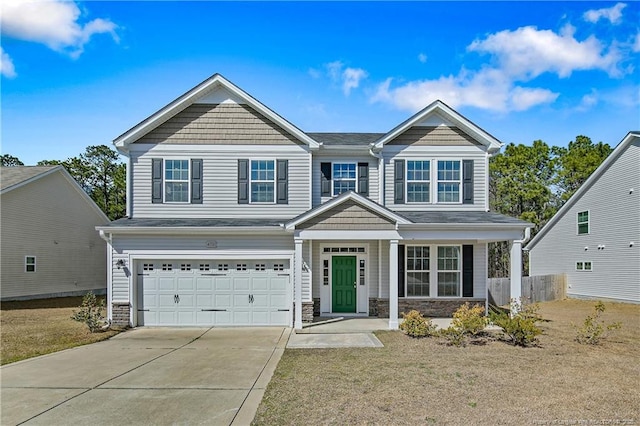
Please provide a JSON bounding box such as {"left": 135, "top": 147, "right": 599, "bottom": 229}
{"left": 526, "top": 131, "right": 640, "bottom": 250}
{"left": 306, "top": 133, "right": 385, "bottom": 146}
{"left": 113, "top": 73, "right": 320, "bottom": 151}
{"left": 285, "top": 191, "right": 411, "bottom": 230}
{"left": 1, "top": 165, "right": 109, "bottom": 222}
{"left": 372, "top": 100, "right": 503, "bottom": 153}
{"left": 1, "top": 166, "right": 60, "bottom": 192}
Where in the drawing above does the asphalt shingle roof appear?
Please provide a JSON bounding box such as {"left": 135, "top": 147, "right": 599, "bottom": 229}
{"left": 106, "top": 218, "right": 286, "bottom": 227}
{"left": 306, "top": 133, "right": 384, "bottom": 146}
{"left": 398, "top": 211, "right": 531, "bottom": 225}
{"left": 0, "top": 166, "right": 59, "bottom": 191}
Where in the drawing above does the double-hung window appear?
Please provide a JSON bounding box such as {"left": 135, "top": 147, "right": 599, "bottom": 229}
{"left": 332, "top": 163, "right": 356, "bottom": 195}
{"left": 406, "top": 246, "right": 430, "bottom": 296}
{"left": 437, "top": 160, "right": 461, "bottom": 203}
{"left": 250, "top": 160, "right": 275, "bottom": 203}
{"left": 577, "top": 211, "right": 589, "bottom": 235}
{"left": 437, "top": 246, "right": 461, "bottom": 296}
{"left": 164, "top": 160, "right": 189, "bottom": 203}
{"left": 407, "top": 160, "right": 430, "bottom": 203}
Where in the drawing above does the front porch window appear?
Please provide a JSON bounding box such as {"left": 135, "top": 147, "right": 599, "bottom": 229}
{"left": 406, "top": 246, "right": 430, "bottom": 296}
{"left": 437, "top": 246, "right": 461, "bottom": 296}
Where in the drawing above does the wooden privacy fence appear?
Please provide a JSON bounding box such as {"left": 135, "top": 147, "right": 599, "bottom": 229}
{"left": 487, "top": 274, "right": 567, "bottom": 307}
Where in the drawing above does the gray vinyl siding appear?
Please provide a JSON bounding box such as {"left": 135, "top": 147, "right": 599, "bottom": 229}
{"left": 135, "top": 104, "right": 304, "bottom": 145}
{"left": 109, "top": 234, "right": 294, "bottom": 303}
{"left": 129, "top": 145, "right": 311, "bottom": 218}
{"left": 298, "top": 200, "right": 395, "bottom": 230}
{"left": 1, "top": 172, "right": 107, "bottom": 300}
{"left": 383, "top": 146, "right": 487, "bottom": 211}
{"left": 529, "top": 140, "right": 640, "bottom": 303}
{"left": 312, "top": 154, "right": 380, "bottom": 207}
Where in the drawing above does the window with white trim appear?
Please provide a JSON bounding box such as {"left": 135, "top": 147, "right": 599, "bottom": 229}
{"left": 437, "top": 160, "right": 461, "bottom": 203}
{"left": 577, "top": 211, "right": 589, "bottom": 235}
{"left": 437, "top": 246, "right": 461, "bottom": 296}
{"left": 407, "top": 160, "right": 430, "bottom": 203}
{"left": 25, "top": 256, "right": 36, "bottom": 272}
{"left": 164, "top": 160, "right": 190, "bottom": 203}
{"left": 332, "top": 163, "right": 356, "bottom": 195}
{"left": 250, "top": 160, "right": 275, "bottom": 203}
{"left": 406, "top": 246, "right": 430, "bottom": 297}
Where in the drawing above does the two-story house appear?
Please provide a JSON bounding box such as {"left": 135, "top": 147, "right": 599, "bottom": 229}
{"left": 97, "top": 74, "right": 531, "bottom": 329}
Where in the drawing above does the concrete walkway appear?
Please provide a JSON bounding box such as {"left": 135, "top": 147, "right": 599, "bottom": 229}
{"left": 1, "top": 327, "right": 290, "bottom": 426}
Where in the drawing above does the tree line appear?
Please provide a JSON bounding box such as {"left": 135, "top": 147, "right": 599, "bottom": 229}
{"left": 2, "top": 136, "right": 613, "bottom": 277}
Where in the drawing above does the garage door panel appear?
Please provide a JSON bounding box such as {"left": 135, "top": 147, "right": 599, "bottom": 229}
{"left": 138, "top": 259, "right": 290, "bottom": 326}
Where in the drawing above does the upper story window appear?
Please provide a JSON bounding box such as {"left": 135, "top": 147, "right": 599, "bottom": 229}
{"left": 25, "top": 256, "right": 36, "bottom": 272}
{"left": 152, "top": 158, "right": 202, "bottom": 205}
{"left": 164, "top": 160, "right": 190, "bottom": 203}
{"left": 577, "top": 211, "right": 589, "bottom": 235}
{"left": 250, "top": 160, "right": 275, "bottom": 203}
{"left": 437, "top": 160, "right": 461, "bottom": 203}
{"left": 332, "top": 163, "right": 357, "bottom": 195}
{"left": 407, "top": 160, "right": 430, "bottom": 203}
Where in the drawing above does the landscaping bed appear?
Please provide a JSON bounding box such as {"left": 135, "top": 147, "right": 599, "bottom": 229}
{"left": 1, "top": 296, "right": 120, "bottom": 365}
{"left": 254, "top": 299, "right": 639, "bottom": 425}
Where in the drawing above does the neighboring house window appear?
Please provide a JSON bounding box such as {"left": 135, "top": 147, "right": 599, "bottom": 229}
{"left": 406, "top": 246, "right": 430, "bottom": 297}
{"left": 332, "top": 163, "right": 357, "bottom": 195}
{"left": 577, "top": 211, "right": 589, "bottom": 235}
{"left": 407, "top": 160, "right": 430, "bottom": 203}
{"left": 25, "top": 256, "right": 36, "bottom": 272}
{"left": 576, "top": 261, "right": 593, "bottom": 271}
{"left": 165, "top": 160, "right": 189, "bottom": 203}
{"left": 250, "top": 160, "right": 275, "bottom": 203}
{"left": 437, "top": 246, "right": 461, "bottom": 296}
{"left": 437, "top": 160, "right": 461, "bottom": 203}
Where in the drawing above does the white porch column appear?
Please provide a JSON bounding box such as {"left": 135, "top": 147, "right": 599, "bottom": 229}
{"left": 510, "top": 240, "right": 523, "bottom": 314}
{"left": 294, "top": 238, "right": 303, "bottom": 330}
{"left": 389, "top": 239, "right": 399, "bottom": 329}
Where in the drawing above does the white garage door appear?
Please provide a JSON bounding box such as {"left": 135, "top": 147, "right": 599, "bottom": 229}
{"left": 136, "top": 259, "right": 291, "bottom": 326}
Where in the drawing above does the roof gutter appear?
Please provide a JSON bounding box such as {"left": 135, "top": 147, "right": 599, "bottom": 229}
{"left": 95, "top": 226, "right": 286, "bottom": 235}
{"left": 398, "top": 222, "right": 533, "bottom": 231}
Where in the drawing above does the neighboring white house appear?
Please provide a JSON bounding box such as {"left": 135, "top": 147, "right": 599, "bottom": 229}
{"left": 1, "top": 166, "right": 109, "bottom": 301}
{"left": 97, "top": 73, "right": 532, "bottom": 329}
{"left": 526, "top": 132, "right": 640, "bottom": 303}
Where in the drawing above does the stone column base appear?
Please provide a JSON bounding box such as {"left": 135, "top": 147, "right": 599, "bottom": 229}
{"left": 112, "top": 302, "right": 131, "bottom": 327}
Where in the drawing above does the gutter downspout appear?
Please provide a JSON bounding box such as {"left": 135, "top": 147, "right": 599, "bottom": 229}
{"left": 99, "top": 230, "right": 113, "bottom": 322}
{"left": 509, "top": 227, "right": 532, "bottom": 315}
{"left": 369, "top": 146, "right": 384, "bottom": 205}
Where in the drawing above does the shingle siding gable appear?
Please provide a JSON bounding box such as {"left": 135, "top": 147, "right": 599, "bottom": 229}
{"left": 135, "top": 103, "right": 304, "bottom": 145}
{"left": 387, "top": 126, "right": 481, "bottom": 146}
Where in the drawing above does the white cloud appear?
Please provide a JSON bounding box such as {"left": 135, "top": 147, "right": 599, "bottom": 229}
{"left": 371, "top": 68, "right": 558, "bottom": 113}
{"left": 468, "top": 24, "right": 623, "bottom": 79}
{"left": 576, "top": 89, "right": 599, "bottom": 111}
{"left": 1, "top": 0, "right": 118, "bottom": 59}
{"left": 0, "top": 47, "right": 17, "bottom": 78}
{"left": 324, "top": 61, "right": 368, "bottom": 95}
{"left": 583, "top": 3, "right": 627, "bottom": 24}
{"left": 633, "top": 33, "right": 640, "bottom": 53}
{"left": 418, "top": 53, "right": 428, "bottom": 63}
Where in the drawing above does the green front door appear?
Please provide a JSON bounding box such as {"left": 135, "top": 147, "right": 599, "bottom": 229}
{"left": 332, "top": 256, "right": 357, "bottom": 313}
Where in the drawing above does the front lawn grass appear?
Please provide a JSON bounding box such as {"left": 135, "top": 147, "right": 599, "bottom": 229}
{"left": 254, "top": 299, "right": 639, "bottom": 425}
{"left": 1, "top": 297, "right": 121, "bottom": 365}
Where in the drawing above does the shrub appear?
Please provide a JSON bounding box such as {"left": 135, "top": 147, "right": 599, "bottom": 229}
{"left": 451, "top": 303, "right": 487, "bottom": 336}
{"left": 399, "top": 310, "right": 437, "bottom": 338}
{"left": 440, "top": 303, "right": 488, "bottom": 346}
{"left": 574, "top": 301, "right": 622, "bottom": 345}
{"left": 489, "top": 299, "right": 542, "bottom": 347}
{"left": 71, "top": 292, "right": 107, "bottom": 333}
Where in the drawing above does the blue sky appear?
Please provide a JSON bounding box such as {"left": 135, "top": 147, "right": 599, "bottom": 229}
{"left": 2, "top": 1, "right": 639, "bottom": 165}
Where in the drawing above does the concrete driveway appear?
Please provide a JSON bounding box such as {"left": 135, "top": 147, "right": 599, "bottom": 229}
{"left": 1, "top": 327, "right": 290, "bottom": 425}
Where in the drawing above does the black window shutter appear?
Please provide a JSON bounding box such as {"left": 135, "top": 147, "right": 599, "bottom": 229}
{"left": 321, "top": 162, "right": 332, "bottom": 197}
{"left": 276, "top": 159, "right": 288, "bottom": 204}
{"left": 462, "top": 245, "right": 474, "bottom": 297}
{"left": 462, "top": 160, "right": 474, "bottom": 204}
{"left": 394, "top": 160, "right": 405, "bottom": 204}
{"left": 398, "top": 244, "right": 405, "bottom": 298}
{"left": 191, "top": 159, "right": 203, "bottom": 204}
{"left": 357, "top": 162, "right": 369, "bottom": 196}
{"left": 238, "top": 159, "right": 249, "bottom": 204}
{"left": 152, "top": 158, "right": 163, "bottom": 204}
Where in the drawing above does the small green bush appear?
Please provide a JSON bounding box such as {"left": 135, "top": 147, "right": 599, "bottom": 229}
{"left": 574, "top": 301, "right": 622, "bottom": 345}
{"left": 71, "top": 292, "right": 107, "bottom": 333}
{"left": 489, "top": 299, "right": 542, "bottom": 347}
{"left": 439, "top": 326, "right": 468, "bottom": 346}
{"left": 399, "top": 310, "right": 437, "bottom": 338}
{"left": 452, "top": 303, "right": 487, "bottom": 336}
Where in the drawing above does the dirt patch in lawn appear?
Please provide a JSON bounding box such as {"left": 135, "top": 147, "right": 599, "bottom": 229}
{"left": 254, "top": 299, "right": 639, "bottom": 425}
{"left": 1, "top": 297, "right": 121, "bottom": 365}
